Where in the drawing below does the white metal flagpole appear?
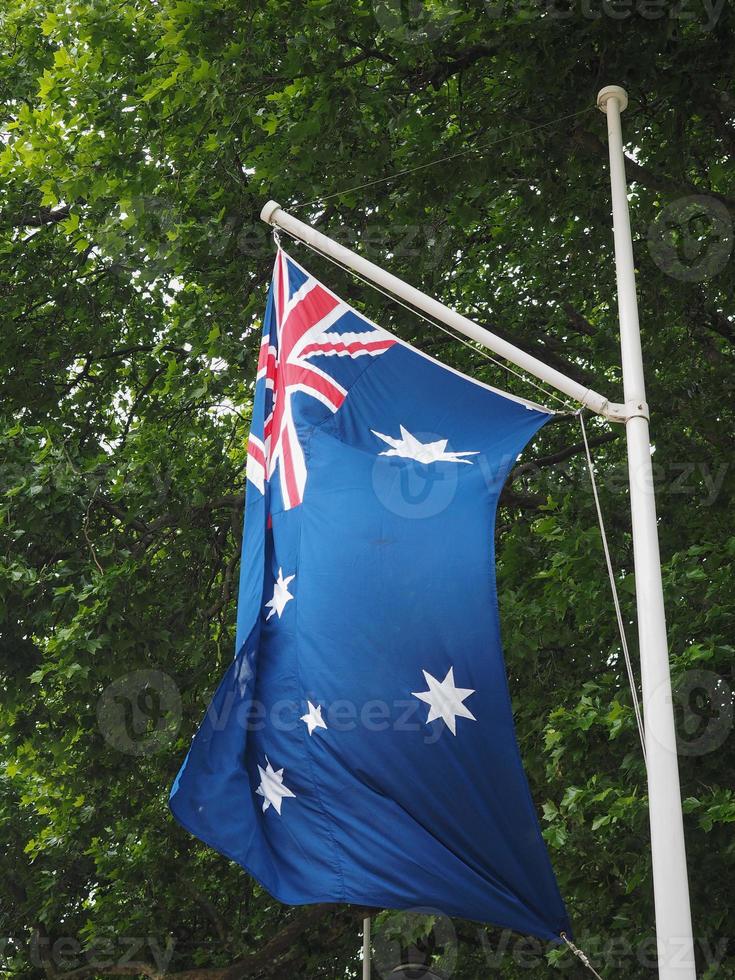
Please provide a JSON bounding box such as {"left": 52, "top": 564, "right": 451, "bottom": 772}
{"left": 597, "top": 85, "right": 696, "bottom": 979}
{"left": 362, "top": 916, "right": 371, "bottom": 980}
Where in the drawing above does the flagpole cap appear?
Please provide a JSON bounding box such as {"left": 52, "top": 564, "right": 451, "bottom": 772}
{"left": 597, "top": 86, "right": 628, "bottom": 113}
{"left": 260, "top": 200, "right": 282, "bottom": 225}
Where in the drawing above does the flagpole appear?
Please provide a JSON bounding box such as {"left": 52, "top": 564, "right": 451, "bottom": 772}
{"left": 362, "top": 916, "right": 371, "bottom": 980}
{"left": 597, "top": 85, "right": 696, "bottom": 979}
{"left": 260, "top": 201, "right": 626, "bottom": 423}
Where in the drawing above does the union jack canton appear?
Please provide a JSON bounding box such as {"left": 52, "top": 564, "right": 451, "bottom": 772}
{"left": 246, "top": 249, "right": 396, "bottom": 511}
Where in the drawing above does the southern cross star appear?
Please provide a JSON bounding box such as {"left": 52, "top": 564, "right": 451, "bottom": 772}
{"left": 256, "top": 758, "right": 296, "bottom": 815}
{"left": 300, "top": 701, "right": 327, "bottom": 736}
{"left": 412, "top": 666, "right": 477, "bottom": 736}
{"left": 371, "top": 425, "right": 479, "bottom": 465}
{"left": 264, "top": 567, "right": 295, "bottom": 621}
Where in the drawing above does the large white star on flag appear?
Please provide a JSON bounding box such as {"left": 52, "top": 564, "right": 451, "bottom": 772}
{"left": 412, "top": 667, "right": 477, "bottom": 736}
{"left": 300, "top": 701, "right": 327, "bottom": 736}
{"left": 371, "top": 425, "right": 479, "bottom": 465}
{"left": 256, "top": 757, "right": 296, "bottom": 815}
{"left": 264, "top": 567, "right": 295, "bottom": 621}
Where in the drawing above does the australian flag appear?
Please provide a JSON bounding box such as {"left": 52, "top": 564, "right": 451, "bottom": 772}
{"left": 170, "top": 249, "right": 571, "bottom": 941}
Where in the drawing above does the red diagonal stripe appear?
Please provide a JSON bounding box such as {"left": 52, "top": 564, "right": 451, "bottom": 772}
{"left": 282, "top": 362, "right": 346, "bottom": 409}
{"left": 247, "top": 437, "right": 265, "bottom": 467}
{"left": 257, "top": 337, "right": 269, "bottom": 372}
{"left": 300, "top": 338, "right": 395, "bottom": 357}
{"left": 280, "top": 284, "right": 339, "bottom": 357}
{"left": 281, "top": 423, "right": 301, "bottom": 508}
{"left": 264, "top": 350, "right": 277, "bottom": 386}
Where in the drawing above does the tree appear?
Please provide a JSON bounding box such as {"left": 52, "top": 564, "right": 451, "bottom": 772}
{"left": 1, "top": 1, "right": 733, "bottom": 976}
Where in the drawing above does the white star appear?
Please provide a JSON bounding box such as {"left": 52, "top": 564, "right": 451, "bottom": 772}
{"left": 256, "top": 757, "right": 296, "bottom": 815}
{"left": 264, "top": 567, "right": 295, "bottom": 621}
{"left": 371, "top": 425, "right": 478, "bottom": 465}
{"left": 412, "top": 667, "right": 477, "bottom": 736}
{"left": 300, "top": 701, "right": 327, "bottom": 736}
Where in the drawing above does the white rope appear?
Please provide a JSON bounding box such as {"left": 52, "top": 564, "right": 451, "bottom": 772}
{"left": 275, "top": 228, "right": 576, "bottom": 413}
{"left": 578, "top": 411, "right": 647, "bottom": 764}
{"left": 561, "top": 933, "right": 606, "bottom": 979}
{"left": 291, "top": 106, "right": 595, "bottom": 210}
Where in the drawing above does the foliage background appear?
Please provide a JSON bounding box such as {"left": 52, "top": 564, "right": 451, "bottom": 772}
{"left": 1, "top": 1, "right": 734, "bottom": 977}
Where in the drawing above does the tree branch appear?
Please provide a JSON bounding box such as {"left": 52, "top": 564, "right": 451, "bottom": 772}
{"left": 220, "top": 905, "right": 375, "bottom": 980}
{"left": 414, "top": 44, "right": 497, "bottom": 89}
{"left": 499, "top": 431, "right": 620, "bottom": 511}
{"left": 701, "top": 308, "right": 735, "bottom": 345}
{"left": 204, "top": 541, "right": 242, "bottom": 619}
{"left": 52, "top": 963, "right": 163, "bottom": 980}
{"left": 2, "top": 204, "right": 71, "bottom": 228}
{"left": 49, "top": 905, "right": 375, "bottom": 980}
{"left": 511, "top": 430, "right": 618, "bottom": 480}
{"left": 563, "top": 303, "right": 597, "bottom": 337}
{"left": 335, "top": 40, "right": 398, "bottom": 69}
{"left": 499, "top": 487, "right": 546, "bottom": 510}
{"left": 573, "top": 129, "right": 735, "bottom": 213}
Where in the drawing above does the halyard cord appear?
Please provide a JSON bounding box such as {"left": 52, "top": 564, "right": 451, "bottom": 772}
{"left": 561, "top": 933, "right": 606, "bottom": 979}
{"left": 275, "top": 226, "right": 576, "bottom": 413}
{"left": 291, "top": 106, "right": 596, "bottom": 210}
{"left": 578, "top": 410, "right": 647, "bottom": 765}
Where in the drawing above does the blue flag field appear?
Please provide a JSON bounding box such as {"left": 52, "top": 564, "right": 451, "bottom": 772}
{"left": 170, "top": 249, "right": 571, "bottom": 942}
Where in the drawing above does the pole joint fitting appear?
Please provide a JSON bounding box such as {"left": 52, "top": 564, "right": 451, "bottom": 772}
{"left": 623, "top": 398, "right": 650, "bottom": 422}
{"left": 600, "top": 401, "right": 628, "bottom": 424}
{"left": 600, "top": 399, "right": 649, "bottom": 423}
